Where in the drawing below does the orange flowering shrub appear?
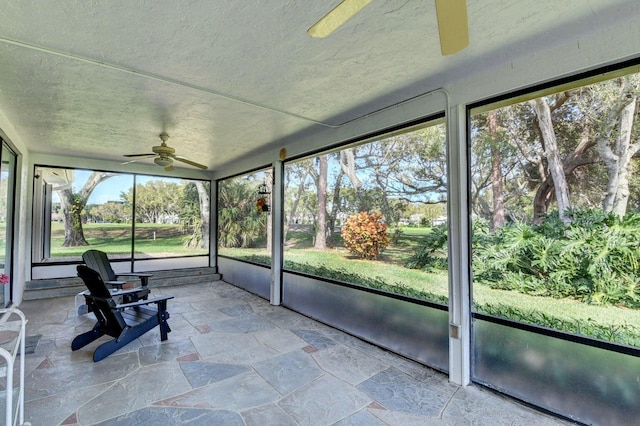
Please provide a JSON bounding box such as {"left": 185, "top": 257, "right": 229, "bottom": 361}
{"left": 341, "top": 211, "right": 390, "bottom": 260}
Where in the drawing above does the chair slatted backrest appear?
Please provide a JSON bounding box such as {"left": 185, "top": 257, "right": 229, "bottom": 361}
{"left": 77, "top": 265, "right": 127, "bottom": 335}
{"left": 82, "top": 250, "right": 117, "bottom": 282}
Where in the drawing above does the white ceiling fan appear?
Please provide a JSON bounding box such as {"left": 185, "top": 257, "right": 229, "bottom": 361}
{"left": 307, "top": 0, "right": 469, "bottom": 56}
{"left": 123, "top": 133, "right": 207, "bottom": 171}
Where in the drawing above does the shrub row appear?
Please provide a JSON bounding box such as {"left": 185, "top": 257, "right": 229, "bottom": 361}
{"left": 407, "top": 209, "right": 640, "bottom": 309}
{"left": 473, "top": 209, "right": 640, "bottom": 308}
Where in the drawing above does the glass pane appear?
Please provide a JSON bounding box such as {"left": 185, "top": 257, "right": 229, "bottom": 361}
{"left": 40, "top": 168, "right": 134, "bottom": 261}
{"left": 469, "top": 72, "right": 640, "bottom": 347}
{"left": 474, "top": 319, "right": 640, "bottom": 425}
{"left": 217, "top": 170, "right": 272, "bottom": 265}
{"left": 133, "top": 176, "right": 210, "bottom": 259}
{"left": 282, "top": 122, "right": 449, "bottom": 304}
{"left": 0, "top": 145, "right": 16, "bottom": 306}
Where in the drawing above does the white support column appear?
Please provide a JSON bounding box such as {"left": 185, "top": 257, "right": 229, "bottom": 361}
{"left": 446, "top": 102, "right": 471, "bottom": 386}
{"left": 209, "top": 179, "right": 218, "bottom": 268}
{"left": 270, "top": 160, "right": 283, "bottom": 305}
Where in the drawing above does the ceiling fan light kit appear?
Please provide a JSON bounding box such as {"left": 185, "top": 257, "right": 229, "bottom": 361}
{"left": 154, "top": 157, "right": 173, "bottom": 167}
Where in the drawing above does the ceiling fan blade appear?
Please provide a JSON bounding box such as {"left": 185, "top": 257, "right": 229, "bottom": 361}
{"left": 435, "top": 0, "right": 469, "bottom": 55}
{"left": 307, "top": 0, "right": 372, "bottom": 38}
{"left": 123, "top": 153, "right": 155, "bottom": 158}
{"left": 164, "top": 164, "right": 174, "bottom": 172}
{"left": 122, "top": 154, "right": 156, "bottom": 165}
{"left": 173, "top": 155, "right": 208, "bottom": 170}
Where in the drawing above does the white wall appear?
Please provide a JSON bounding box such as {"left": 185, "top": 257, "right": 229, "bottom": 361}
{"left": 0, "top": 109, "right": 31, "bottom": 305}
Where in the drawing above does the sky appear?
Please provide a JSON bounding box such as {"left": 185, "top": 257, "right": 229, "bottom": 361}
{"left": 50, "top": 170, "right": 182, "bottom": 205}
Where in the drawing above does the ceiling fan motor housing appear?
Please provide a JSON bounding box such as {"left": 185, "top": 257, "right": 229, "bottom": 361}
{"left": 152, "top": 144, "right": 175, "bottom": 155}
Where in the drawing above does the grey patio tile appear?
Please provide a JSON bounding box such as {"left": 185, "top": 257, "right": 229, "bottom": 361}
{"left": 190, "top": 332, "right": 279, "bottom": 364}
{"left": 77, "top": 360, "right": 192, "bottom": 424}
{"left": 182, "top": 306, "right": 231, "bottom": 325}
{"left": 393, "top": 358, "right": 456, "bottom": 390}
{"left": 370, "top": 407, "right": 448, "bottom": 426}
{"left": 253, "top": 350, "right": 324, "bottom": 395}
{"left": 312, "top": 345, "right": 389, "bottom": 385}
{"left": 97, "top": 406, "right": 244, "bottom": 425}
{"left": 67, "top": 334, "right": 142, "bottom": 360}
{"left": 357, "top": 367, "right": 452, "bottom": 416}
{"left": 208, "top": 313, "right": 275, "bottom": 333}
{"left": 219, "top": 303, "right": 254, "bottom": 317}
{"left": 253, "top": 327, "right": 308, "bottom": 353}
{"left": 162, "top": 300, "right": 195, "bottom": 314}
{"left": 441, "top": 386, "right": 568, "bottom": 426}
{"left": 179, "top": 361, "right": 250, "bottom": 388}
{"left": 19, "top": 281, "right": 573, "bottom": 426}
{"left": 279, "top": 375, "right": 372, "bottom": 426}
{"left": 144, "top": 314, "right": 200, "bottom": 339}
{"left": 138, "top": 338, "right": 196, "bottom": 365}
{"left": 25, "top": 351, "right": 140, "bottom": 400}
{"left": 241, "top": 403, "right": 298, "bottom": 426}
{"left": 24, "top": 381, "right": 111, "bottom": 426}
{"left": 292, "top": 329, "right": 337, "bottom": 350}
{"left": 258, "top": 307, "right": 324, "bottom": 330}
{"left": 157, "top": 370, "right": 280, "bottom": 411}
{"left": 333, "top": 409, "right": 387, "bottom": 425}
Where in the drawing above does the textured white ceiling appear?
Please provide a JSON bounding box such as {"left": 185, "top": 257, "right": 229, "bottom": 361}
{"left": 0, "top": 0, "right": 638, "bottom": 173}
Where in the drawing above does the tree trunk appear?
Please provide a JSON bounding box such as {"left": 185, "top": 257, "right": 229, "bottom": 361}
{"left": 58, "top": 171, "right": 115, "bottom": 247}
{"left": 327, "top": 169, "right": 345, "bottom": 245}
{"left": 531, "top": 127, "right": 597, "bottom": 223}
{"left": 285, "top": 161, "right": 313, "bottom": 241}
{"left": 195, "top": 181, "right": 210, "bottom": 249}
{"left": 340, "top": 148, "right": 366, "bottom": 210}
{"left": 488, "top": 110, "right": 505, "bottom": 230}
{"left": 531, "top": 98, "right": 572, "bottom": 224}
{"left": 599, "top": 93, "right": 639, "bottom": 217}
{"left": 264, "top": 169, "right": 274, "bottom": 253}
{"left": 314, "top": 155, "right": 328, "bottom": 250}
{"left": 59, "top": 191, "right": 88, "bottom": 247}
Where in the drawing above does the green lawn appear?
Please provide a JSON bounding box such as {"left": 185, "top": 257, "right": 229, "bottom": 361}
{"left": 49, "top": 222, "right": 207, "bottom": 257}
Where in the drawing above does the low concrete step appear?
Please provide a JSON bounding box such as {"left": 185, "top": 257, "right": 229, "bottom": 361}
{"left": 24, "top": 267, "right": 222, "bottom": 300}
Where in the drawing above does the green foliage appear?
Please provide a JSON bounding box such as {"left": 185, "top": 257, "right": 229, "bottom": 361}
{"left": 405, "top": 223, "right": 448, "bottom": 271}
{"left": 180, "top": 182, "right": 205, "bottom": 248}
{"left": 218, "top": 177, "right": 266, "bottom": 248}
{"left": 473, "top": 208, "right": 640, "bottom": 308}
{"left": 407, "top": 208, "right": 640, "bottom": 308}
{"left": 122, "top": 179, "right": 183, "bottom": 224}
{"left": 477, "top": 303, "right": 640, "bottom": 347}
{"left": 341, "top": 211, "right": 391, "bottom": 259}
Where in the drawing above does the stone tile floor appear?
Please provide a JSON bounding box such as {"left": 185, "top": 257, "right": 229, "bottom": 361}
{"left": 13, "top": 280, "right": 572, "bottom": 425}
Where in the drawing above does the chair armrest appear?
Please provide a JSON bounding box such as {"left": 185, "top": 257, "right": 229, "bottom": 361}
{"left": 110, "top": 287, "right": 149, "bottom": 297}
{"left": 116, "top": 295, "right": 174, "bottom": 310}
{"left": 84, "top": 294, "right": 113, "bottom": 303}
{"left": 115, "top": 273, "right": 153, "bottom": 287}
{"left": 83, "top": 288, "right": 147, "bottom": 299}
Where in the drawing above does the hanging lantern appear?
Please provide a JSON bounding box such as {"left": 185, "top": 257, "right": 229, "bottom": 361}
{"left": 256, "top": 181, "right": 271, "bottom": 212}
